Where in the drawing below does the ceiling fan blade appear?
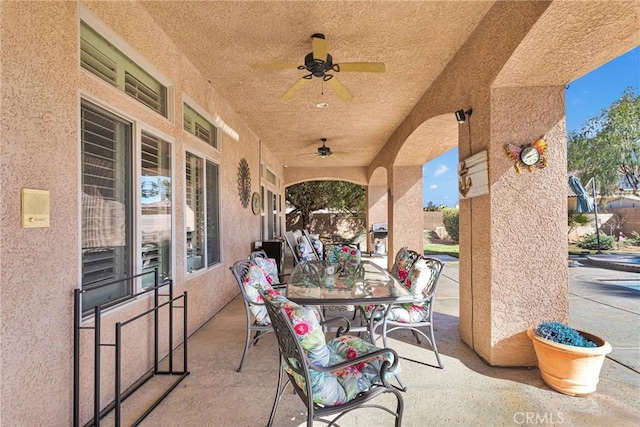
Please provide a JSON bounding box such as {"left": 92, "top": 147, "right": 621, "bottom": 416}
{"left": 325, "top": 77, "right": 353, "bottom": 101}
{"left": 282, "top": 77, "right": 310, "bottom": 99}
{"left": 311, "top": 34, "right": 328, "bottom": 63}
{"left": 334, "top": 62, "right": 386, "bottom": 73}
{"left": 252, "top": 63, "right": 299, "bottom": 70}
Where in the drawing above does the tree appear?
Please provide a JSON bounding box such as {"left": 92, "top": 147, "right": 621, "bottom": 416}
{"left": 567, "top": 88, "right": 640, "bottom": 196}
{"left": 567, "top": 209, "right": 589, "bottom": 236}
{"left": 286, "top": 181, "right": 365, "bottom": 229}
{"left": 424, "top": 201, "right": 440, "bottom": 212}
{"left": 441, "top": 208, "right": 459, "bottom": 243}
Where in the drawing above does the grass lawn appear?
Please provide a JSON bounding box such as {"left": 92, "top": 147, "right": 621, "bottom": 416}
{"left": 423, "top": 230, "right": 459, "bottom": 257}
{"left": 568, "top": 242, "right": 640, "bottom": 255}
{"left": 424, "top": 242, "right": 459, "bottom": 257}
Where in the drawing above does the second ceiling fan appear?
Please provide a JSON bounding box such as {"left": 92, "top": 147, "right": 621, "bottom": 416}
{"left": 253, "top": 33, "right": 385, "bottom": 101}
{"left": 297, "top": 138, "right": 348, "bottom": 158}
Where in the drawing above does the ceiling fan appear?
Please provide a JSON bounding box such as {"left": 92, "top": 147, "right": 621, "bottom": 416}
{"left": 253, "top": 33, "right": 385, "bottom": 101}
{"left": 297, "top": 138, "right": 348, "bottom": 158}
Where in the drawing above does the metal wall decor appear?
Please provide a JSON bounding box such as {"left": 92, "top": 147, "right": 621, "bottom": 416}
{"left": 458, "top": 150, "right": 489, "bottom": 199}
{"left": 237, "top": 158, "right": 252, "bottom": 208}
{"left": 504, "top": 137, "right": 547, "bottom": 174}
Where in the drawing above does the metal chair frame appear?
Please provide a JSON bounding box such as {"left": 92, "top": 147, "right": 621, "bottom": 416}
{"left": 263, "top": 297, "right": 404, "bottom": 427}
{"left": 230, "top": 259, "right": 277, "bottom": 372}
{"left": 374, "top": 256, "right": 445, "bottom": 369}
{"left": 285, "top": 230, "right": 320, "bottom": 267}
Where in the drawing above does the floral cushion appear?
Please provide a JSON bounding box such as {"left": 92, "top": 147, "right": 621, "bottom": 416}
{"left": 242, "top": 264, "right": 281, "bottom": 325}
{"left": 392, "top": 247, "right": 415, "bottom": 284}
{"left": 296, "top": 241, "right": 313, "bottom": 262}
{"left": 251, "top": 256, "right": 280, "bottom": 285}
{"left": 405, "top": 258, "right": 435, "bottom": 298}
{"left": 267, "top": 294, "right": 399, "bottom": 406}
{"left": 387, "top": 258, "right": 435, "bottom": 323}
{"left": 325, "top": 246, "right": 361, "bottom": 266}
{"left": 310, "top": 238, "right": 324, "bottom": 259}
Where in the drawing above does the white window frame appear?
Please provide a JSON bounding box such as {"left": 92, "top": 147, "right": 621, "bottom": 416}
{"left": 79, "top": 6, "right": 174, "bottom": 122}
{"left": 184, "top": 148, "right": 222, "bottom": 276}
{"left": 182, "top": 94, "right": 221, "bottom": 152}
{"left": 78, "top": 93, "right": 176, "bottom": 317}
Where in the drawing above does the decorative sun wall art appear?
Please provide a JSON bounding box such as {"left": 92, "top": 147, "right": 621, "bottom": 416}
{"left": 237, "top": 158, "right": 251, "bottom": 208}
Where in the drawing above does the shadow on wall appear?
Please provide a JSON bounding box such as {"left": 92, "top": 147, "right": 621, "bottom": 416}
{"left": 287, "top": 212, "right": 366, "bottom": 244}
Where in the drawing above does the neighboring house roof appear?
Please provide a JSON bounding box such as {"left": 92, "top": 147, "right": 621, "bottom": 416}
{"left": 605, "top": 195, "right": 640, "bottom": 209}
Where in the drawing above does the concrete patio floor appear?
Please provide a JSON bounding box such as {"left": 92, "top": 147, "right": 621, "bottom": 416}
{"left": 117, "top": 256, "right": 639, "bottom": 426}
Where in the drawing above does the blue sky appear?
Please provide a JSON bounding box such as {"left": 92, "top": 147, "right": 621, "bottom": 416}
{"left": 422, "top": 46, "right": 640, "bottom": 207}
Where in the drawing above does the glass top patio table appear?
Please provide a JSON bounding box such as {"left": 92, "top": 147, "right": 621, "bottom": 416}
{"left": 286, "top": 260, "right": 413, "bottom": 306}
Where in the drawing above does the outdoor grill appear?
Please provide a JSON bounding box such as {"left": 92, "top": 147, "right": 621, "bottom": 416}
{"left": 370, "top": 223, "right": 388, "bottom": 239}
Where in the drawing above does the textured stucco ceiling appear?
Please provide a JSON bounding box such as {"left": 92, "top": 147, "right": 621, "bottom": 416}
{"left": 140, "top": 0, "right": 495, "bottom": 168}
{"left": 140, "top": 0, "right": 639, "bottom": 170}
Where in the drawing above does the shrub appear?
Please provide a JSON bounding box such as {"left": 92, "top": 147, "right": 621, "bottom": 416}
{"left": 534, "top": 321, "right": 596, "bottom": 348}
{"left": 568, "top": 210, "right": 589, "bottom": 235}
{"left": 441, "top": 208, "right": 459, "bottom": 243}
{"left": 577, "top": 232, "right": 615, "bottom": 250}
{"left": 627, "top": 231, "right": 640, "bottom": 247}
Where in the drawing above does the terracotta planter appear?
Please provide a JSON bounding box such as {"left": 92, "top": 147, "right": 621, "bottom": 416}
{"left": 527, "top": 327, "right": 612, "bottom": 396}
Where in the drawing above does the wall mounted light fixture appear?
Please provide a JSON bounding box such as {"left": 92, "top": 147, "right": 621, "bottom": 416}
{"left": 455, "top": 108, "right": 473, "bottom": 124}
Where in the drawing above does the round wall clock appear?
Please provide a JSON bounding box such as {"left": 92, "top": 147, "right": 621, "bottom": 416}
{"left": 237, "top": 158, "right": 251, "bottom": 208}
{"left": 520, "top": 146, "right": 540, "bottom": 166}
{"left": 251, "top": 192, "right": 261, "bottom": 215}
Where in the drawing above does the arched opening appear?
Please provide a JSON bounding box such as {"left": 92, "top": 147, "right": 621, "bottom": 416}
{"left": 386, "top": 114, "right": 459, "bottom": 264}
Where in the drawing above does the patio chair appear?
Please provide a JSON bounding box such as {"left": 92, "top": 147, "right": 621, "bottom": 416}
{"left": 372, "top": 256, "right": 445, "bottom": 368}
{"left": 324, "top": 244, "right": 361, "bottom": 267}
{"left": 230, "top": 258, "right": 284, "bottom": 372}
{"left": 389, "top": 247, "right": 420, "bottom": 285}
{"left": 322, "top": 244, "right": 363, "bottom": 319}
{"left": 250, "top": 249, "right": 268, "bottom": 259}
{"left": 250, "top": 250, "right": 289, "bottom": 282}
{"left": 263, "top": 293, "right": 404, "bottom": 427}
{"left": 303, "top": 229, "right": 324, "bottom": 259}
{"left": 284, "top": 230, "right": 318, "bottom": 266}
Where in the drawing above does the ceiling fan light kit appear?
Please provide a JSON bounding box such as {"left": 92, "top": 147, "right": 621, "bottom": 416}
{"left": 253, "top": 33, "right": 385, "bottom": 101}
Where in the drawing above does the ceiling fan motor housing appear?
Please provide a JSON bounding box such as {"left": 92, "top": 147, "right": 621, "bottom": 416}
{"left": 317, "top": 145, "right": 331, "bottom": 156}
{"left": 304, "top": 53, "right": 333, "bottom": 76}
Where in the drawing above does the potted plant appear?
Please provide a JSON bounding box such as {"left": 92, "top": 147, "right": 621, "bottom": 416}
{"left": 527, "top": 321, "right": 612, "bottom": 396}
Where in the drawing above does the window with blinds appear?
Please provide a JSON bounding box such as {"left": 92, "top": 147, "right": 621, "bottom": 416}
{"left": 185, "top": 152, "right": 204, "bottom": 273}
{"left": 80, "top": 22, "right": 167, "bottom": 117}
{"left": 183, "top": 103, "right": 218, "bottom": 149}
{"left": 141, "top": 132, "right": 172, "bottom": 289}
{"left": 206, "top": 161, "right": 220, "bottom": 266}
{"left": 185, "top": 152, "right": 220, "bottom": 273}
{"left": 81, "top": 101, "right": 133, "bottom": 314}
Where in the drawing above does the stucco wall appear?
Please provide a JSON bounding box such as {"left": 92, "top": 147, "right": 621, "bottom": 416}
{"left": 614, "top": 208, "right": 640, "bottom": 237}
{"left": 0, "top": 2, "right": 282, "bottom": 424}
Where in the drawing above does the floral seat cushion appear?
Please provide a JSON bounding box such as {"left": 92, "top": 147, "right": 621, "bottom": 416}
{"left": 251, "top": 256, "right": 280, "bottom": 285}
{"left": 267, "top": 294, "right": 399, "bottom": 406}
{"left": 386, "top": 258, "right": 435, "bottom": 323}
{"left": 242, "top": 263, "right": 281, "bottom": 326}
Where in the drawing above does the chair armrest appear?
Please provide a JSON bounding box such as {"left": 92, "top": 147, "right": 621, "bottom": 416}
{"left": 320, "top": 316, "right": 351, "bottom": 336}
{"left": 307, "top": 347, "right": 401, "bottom": 388}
